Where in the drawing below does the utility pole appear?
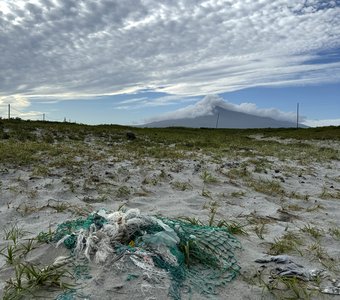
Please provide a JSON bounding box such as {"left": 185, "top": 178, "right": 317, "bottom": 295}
{"left": 8, "top": 104, "right": 10, "bottom": 119}
{"left": 215, "top": 112, "right": 220, "bottom": 129}
{"left": 296, "top": 103, "right": 299, "bottom": 129}
{"left": 43, "top": 113, "right": 45, "bottom": 121}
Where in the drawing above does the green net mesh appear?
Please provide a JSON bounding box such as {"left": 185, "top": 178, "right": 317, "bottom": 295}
{"left": 139, "top": 218, "right": 241, "bottom": 299}
{"left": 55, "top": 290, "right": 76, "bottom": 300}
{"left": 48, "top": 210, "right": 241, "bottom": 300}
{"left": 53, "top": 213, "right": 107, "bottom": 249}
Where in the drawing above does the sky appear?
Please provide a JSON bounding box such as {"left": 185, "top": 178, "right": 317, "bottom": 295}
{"left": 0, "top": 0, "right": 340, "bottom": 127}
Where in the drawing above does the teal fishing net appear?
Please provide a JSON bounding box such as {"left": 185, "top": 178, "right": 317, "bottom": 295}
{"left": 160, "top": 218, "right": 241, "bottom": 296}
{"left": 50, "top": 209, "right": 241, "bottom": 300}
{"left": 53, "top": 214, "right": 107, "bottom": 249}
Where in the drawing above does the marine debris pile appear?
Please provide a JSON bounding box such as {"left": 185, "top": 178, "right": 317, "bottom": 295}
{"left": 53, "top": 208, "right": 241, "bottom": 299}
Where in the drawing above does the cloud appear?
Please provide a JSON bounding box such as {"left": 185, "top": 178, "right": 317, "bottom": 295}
{"left": 0, "top": 95, "right": 30, "bottom": 108}
{"left": 145, "top": 95, "right": 300, "bottom": 123}
{"left": 115, "top": 95, "right": 198, "bottom": 110}
{"left": 303, "top": 118, "right": 340, "bottom": 127}
{"left": 0, "top": 0, "right": 339, "bottom": 101}
{"left": 0, "top": 95, "right": 43, "bottom": 119}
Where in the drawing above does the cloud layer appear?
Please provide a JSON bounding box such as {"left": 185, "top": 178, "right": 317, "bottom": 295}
{"left": 1, "top": 0, "right": 340, "bottom": 100}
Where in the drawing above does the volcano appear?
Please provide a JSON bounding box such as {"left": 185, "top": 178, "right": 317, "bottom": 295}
{"left": 142, "top": 103, "right": 306, "bottom": 128}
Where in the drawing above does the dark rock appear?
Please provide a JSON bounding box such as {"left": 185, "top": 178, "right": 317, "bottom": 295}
{"left": 126, "top": 132, "right": 136, "bottom": 140}
{"left": 2, "top": 132, "right": 10, "bottom": 139}
{"left": 273, "top": 175, "right": 285, "bottom": 183}
{"left": 193, "top": 164, "right": 201, "bottom": 174}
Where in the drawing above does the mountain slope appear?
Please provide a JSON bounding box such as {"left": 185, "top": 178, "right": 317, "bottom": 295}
{"left": 142, "top": 106, "right": 306, "bottom": 128}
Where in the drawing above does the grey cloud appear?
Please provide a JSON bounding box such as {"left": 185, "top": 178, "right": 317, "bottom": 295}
{"left": 0, "top": 0, "right": 339, "bottom": 100}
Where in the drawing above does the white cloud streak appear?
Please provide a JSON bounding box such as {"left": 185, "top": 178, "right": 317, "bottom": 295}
{"left": 145, "top": 95, "right": 300, "bottom": 123}
{"left": 303, "top": 118, "right": 340, "bottom": 127}
{"left": 0, "top": 0, "right": 339, "bottom": 101}
{"left": 115, "top": 95, "right": 198, "bottom": 110}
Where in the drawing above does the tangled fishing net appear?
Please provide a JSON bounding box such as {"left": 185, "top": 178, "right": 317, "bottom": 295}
{"left": 51, "top": 209, "right": 241, "bottom": 299}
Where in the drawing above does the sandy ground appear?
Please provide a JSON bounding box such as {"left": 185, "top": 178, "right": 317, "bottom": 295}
{"left": 0, "top": 135, "right": 339, "bottom": 299}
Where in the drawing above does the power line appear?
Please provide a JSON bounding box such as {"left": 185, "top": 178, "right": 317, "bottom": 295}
{"left": 2, "top": 105, "right": 39, "bottom": 120}
{"left": 10, "top": 106, "right": 24, "bottom": 114}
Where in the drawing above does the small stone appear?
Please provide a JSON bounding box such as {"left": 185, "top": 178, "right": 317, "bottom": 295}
{"left": 126, "top": 132, "right": 136, "bottom": 140}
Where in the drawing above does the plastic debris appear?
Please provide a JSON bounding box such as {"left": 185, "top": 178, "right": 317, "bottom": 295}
{"left": 255, "top": 255, "right": 324, "bottom": 281}
{"left": 51, "top": 208, "right": 241, "bottom": 299}
{"left": 255, "top": 255, "right": 340, "bottom": 296}
{"left": 255, "top": 255, "right": 298, "bottom": 265}
{"left": 321, "top": 279, "right": 340, "bottom": 295}
{"left": 322, "top": 286, "right": 340, "bottom": 295}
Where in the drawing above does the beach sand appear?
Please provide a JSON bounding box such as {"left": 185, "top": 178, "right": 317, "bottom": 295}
{"left": 0, "top": 129, "right": 339, "bottom": 299}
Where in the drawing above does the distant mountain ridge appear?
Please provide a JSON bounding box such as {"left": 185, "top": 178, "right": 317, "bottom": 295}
{"left": 142, "top": 106, "right": 307, "bottom": 128}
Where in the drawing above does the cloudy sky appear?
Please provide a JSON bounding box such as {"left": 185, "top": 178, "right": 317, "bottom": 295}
{"left": 0, "top": 0, "right": 339, "bottom": 126}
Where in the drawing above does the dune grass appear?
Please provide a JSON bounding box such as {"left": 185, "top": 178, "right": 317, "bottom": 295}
{"left": 1, "top": 119, "right": 339, "bottom": 166}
